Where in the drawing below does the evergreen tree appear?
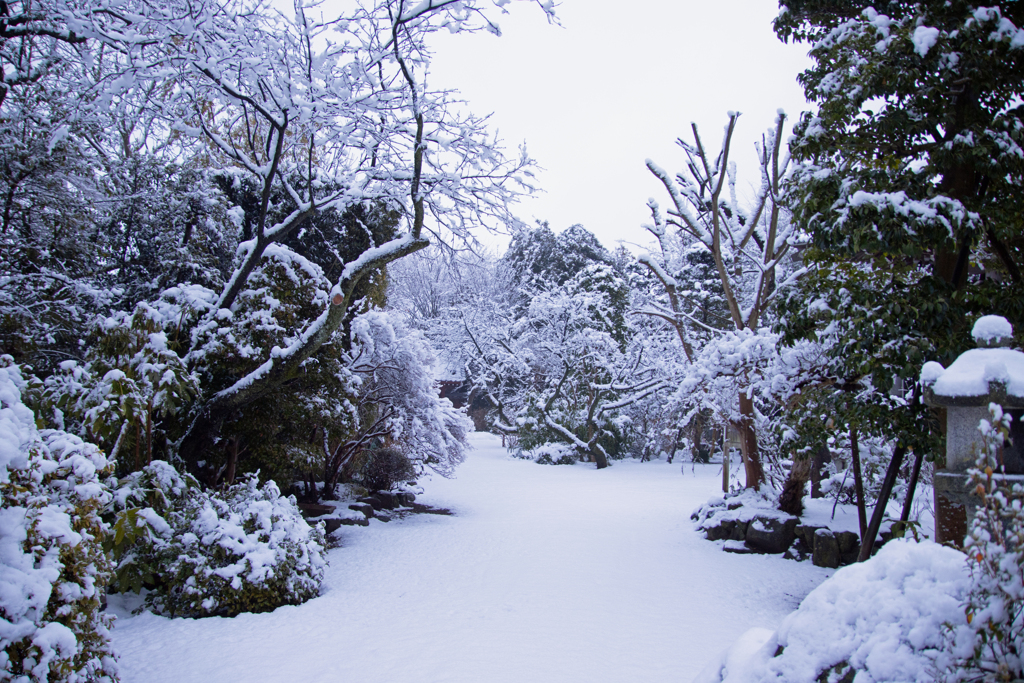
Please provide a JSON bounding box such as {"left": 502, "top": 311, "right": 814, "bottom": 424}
{"left": 500, "top": 222, "right": 612, "bottom": 312}
{"left": 774, "top": 0, "right": 1024, "bottom": 548}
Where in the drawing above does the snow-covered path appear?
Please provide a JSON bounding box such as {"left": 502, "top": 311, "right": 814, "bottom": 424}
{"left": 111, "top": 434, "right": 830, "bottom": 683}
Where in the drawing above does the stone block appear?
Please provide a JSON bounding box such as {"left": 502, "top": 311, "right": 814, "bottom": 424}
{"left": 796, "top": 524, "right": 824, "bottom": 550}
{"left": 745, "top": 516, "right": 798, "bottom": 554}
{"left": 729, "top": 520, "right": 748, "bottom": 542}
{"left": 297, "top": 503, "right": 333, "bottom": 518}
{"left": 812, "top": 529, "right": 840, "bottom": 569}
{"left": 836, "top": 531, "right": 859, "bottom": 555}
{"left": 357, "top": 495, "right": 382, "bottom": 510}
{"left": 723, "top": 540, "right": 757, "bottom": 554}
{"left": 836, "top": 531, "right": 860, "bottom": 564}
{"left": 375, "top": 491, "right": 398, "bottom": 509}
{"left": 348, "top": 503, "right": 374, "bottom": 518}
{"left": 704, "top": 520, "right": 735, "bottom": 541}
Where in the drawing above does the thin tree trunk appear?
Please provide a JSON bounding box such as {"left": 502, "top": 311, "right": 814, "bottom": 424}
{"left": 738, "top": 391, "right": 763, "bottom": 489}
{"left": 900, "top": 448, "right": 925, "bottom": 524}
{"left": 225, "top": 438, "right": 239, "bottom": 486}
{"left": 145, "top": 406, "right": 153, "bottom": 466}
{"left": 722, "top": 427, "right": 730, "bottom": 493}
{"left": 858, "top": 445, "right": 907, "bottom": 562}
{"left": 850, "top": 426, "right": 867, "bottom": 541}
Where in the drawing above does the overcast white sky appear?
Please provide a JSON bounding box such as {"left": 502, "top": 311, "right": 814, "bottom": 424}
{"left": 425, "top": 0, "right": 814, "bottom": 254}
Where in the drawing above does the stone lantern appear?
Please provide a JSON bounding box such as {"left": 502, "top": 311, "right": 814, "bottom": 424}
{"left": 921, "top": 315, "right": 1024, "bottom": 544}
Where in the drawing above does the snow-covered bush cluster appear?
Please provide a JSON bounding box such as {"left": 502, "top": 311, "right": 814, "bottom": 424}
{"left": 0, "top": 358, "right": 118, "bottom": 682}
{"left": 696, "top": 539, "right": 970, "bottom": 683}
{"left": 526, "top": 442, "right": 577, "bottom": 465}
{"left": 108, "top": 461, "right": 327, "bottom": 619}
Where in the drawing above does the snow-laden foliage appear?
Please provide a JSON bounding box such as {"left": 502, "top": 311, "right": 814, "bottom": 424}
{"left": 347, "top": 310, "right": 472, "bottom": 480}
{"left": 941, "top": 404, "right": 1024, "bottom": 682}
{"left": 696, "top": 539, "right": 969, "bottom": 683}
{"left": 470, "top": 231, "right": 661, "bottom": 468}
{"left": 34, "top": 304, "right": 199, "bottom": 475}
{"left": 640, "top": 112, "right": 806, "bottom": 489}
{"left": 0, "top": 358, "right": 118, "bottom": 682}
{"left": 393, "top": 228, "right": 662, "bottom": 469}
{"left": 3, "top": 0, "right": 552, "bottom": 500}
{"left": 527, "top": 441, "right": 577, "bottom": 465}
{"left": 773, "top": 0, "right": 1024, "bottom": 501}
{"left": 108, "top": 460, "right": 327, "bottom": 619}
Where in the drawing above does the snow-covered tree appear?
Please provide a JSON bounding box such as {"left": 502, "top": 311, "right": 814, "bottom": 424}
{"left": 2, "top": 0, "right": 554, "bottom": 491}
{"left": 772, "top": 0, "right": 1024, "bottom": 552}
{"left": 639, "top": 112, "right": 803, "bottom": 489}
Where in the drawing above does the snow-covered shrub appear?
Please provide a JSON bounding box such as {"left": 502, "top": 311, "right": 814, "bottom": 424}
{"left": 940, "top": 404, "right": 1024, "bottom": 682}
{"left": 106, "top": 460, "right": 196, "bottom": 595}
{"left": 34, "top": 303, "right": 199, "bottom": 474}
{"left": 109, "top": 461, "right": 327, "bottom": 618}
{"left": 359, "top": 447, "right": 416, "bottom": 492}
{"left": 0, "top": 357, "right": 118, "bottom": 682}
{"left": 528, "top": 442, "right": 577, "bottom": 465}
{"left": 695, "top": 539, "right": 969, "bottom": 683}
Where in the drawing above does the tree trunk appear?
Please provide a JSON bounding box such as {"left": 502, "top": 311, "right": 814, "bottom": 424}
{"left": 850, "top": 426, "right": 867, "bottom": 541}
{"left": 779, "top": 456, "right": 811, "bottom": 516}
{"left": 225, "top": 438, "right": 239, "bottom": 486}
{"left": 691, "top": 414, "right": 703, "bottom": 464}
{"left": 810, "top": 444, "right": 831, "bottom": 498}
{"left": 722, "top": 433, "right": 730, "bottom": 493}
{"left": 858, "top": 445, "right": 907, "bottom": 562}
{"left": 737, "top": 391, "right": 763, "bottom": 489}
{"left": 899, "top": 447, "right": 925, "bottom": 525}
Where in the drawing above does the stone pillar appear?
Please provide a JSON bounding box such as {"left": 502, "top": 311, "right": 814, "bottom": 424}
{"left": 922, "top": 315, "right": 1024, "bottom": 546}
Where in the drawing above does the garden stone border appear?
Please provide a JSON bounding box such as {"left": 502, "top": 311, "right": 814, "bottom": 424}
{"left": 692, "top": 493, "right": 894, "bottom": 568}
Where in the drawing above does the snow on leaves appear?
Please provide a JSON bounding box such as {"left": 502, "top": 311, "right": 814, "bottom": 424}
{"left": 0, "top": 358, "right": 118, "bottom": 683}
{"left": 107, "top": 461, "right": 327, "bottom": 619}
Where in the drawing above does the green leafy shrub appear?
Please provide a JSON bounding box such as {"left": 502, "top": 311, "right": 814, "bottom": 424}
{"left": 0, "top": 357, "right": 118, "bottom": 682}
{"left": 106, "top": 460, "right": 196, "bottom": 595}
{"left": 359, "top": 447, "right": 416, "bottom": 492}
{"left": 33, "top": 303, "right": 199, "bottom": 475}
{"left": 109, "top": 461, "right": 327, "bottom": 618}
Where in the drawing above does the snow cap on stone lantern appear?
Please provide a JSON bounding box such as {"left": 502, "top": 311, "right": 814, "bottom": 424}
{"left": 921, "top": 315, "right": 1024, "bottom": 411}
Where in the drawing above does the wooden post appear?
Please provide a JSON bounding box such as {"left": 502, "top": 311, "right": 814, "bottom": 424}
{"left": 722, "top": 428, "right": 729, "bottom": 493}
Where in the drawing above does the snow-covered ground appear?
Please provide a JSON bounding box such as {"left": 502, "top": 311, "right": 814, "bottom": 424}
{"left": 110, "top": 433, "right": 831, "bottom": 683}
